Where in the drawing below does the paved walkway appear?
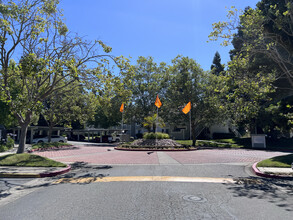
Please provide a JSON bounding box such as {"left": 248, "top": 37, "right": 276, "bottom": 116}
{"left": 32, "top": 145, "right": 290, "bottom": 165}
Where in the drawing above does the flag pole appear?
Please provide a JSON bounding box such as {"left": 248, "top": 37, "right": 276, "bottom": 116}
{"left": 120, "top": 103, "right": 124, "bottom": 134}
{"left": 182, "top": 101, "right": 192, "bottom": 141}
{"left": 121, "top": 111, "right": 123, "bottom": 133}
{"left": 189, "top": 109, "right": 192, "bottom": 141}
{"left": 154, "top": 95, "right": 162, "bottom": 146}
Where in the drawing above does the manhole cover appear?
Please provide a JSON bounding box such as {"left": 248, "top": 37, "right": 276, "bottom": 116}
{"left": 183, "top": 195, "right": 207, "bottom": 203}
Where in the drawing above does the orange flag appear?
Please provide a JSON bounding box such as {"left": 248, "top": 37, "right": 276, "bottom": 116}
{"left": 155, "top": 95, "right": 162, "bottom": 108}
{"left": 120, "top": 103, "right": 124, "bottom": 112}
{"left": 182, "top": 102, "right": 191, "bottom": 114}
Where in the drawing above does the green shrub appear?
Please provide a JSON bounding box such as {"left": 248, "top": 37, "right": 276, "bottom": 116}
{"left": 6, "top": 136, "right": 15, "bottom": 148}
{"left": 196, "top": 140, "right": 235, "bottom": 148}
{"left": 32, "top": 142, "right": 71, "bottom": 149}
{"left": 0, "top": 136, "right": 14, "bottom": 152}
{"left": 143, "top": 132, "right": 170, "bottom": 139}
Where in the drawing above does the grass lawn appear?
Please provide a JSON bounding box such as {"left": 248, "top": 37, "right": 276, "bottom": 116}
{"left": 32, "top": 142, "right": 71, "bottom": 149}
{"left": 0, "top": 153, "right": 66, "bottom": 167}
{"left": 257, "top": 153, "right": 293, "bottom": 168}
{"left": 176, "top": 138, "right": 251, "bottom": 148}
{"left": 214, "top": 138, "right": 251, "bottom": 148}
{"left": 176, "top": 140, "right": 193, "bottom": 146}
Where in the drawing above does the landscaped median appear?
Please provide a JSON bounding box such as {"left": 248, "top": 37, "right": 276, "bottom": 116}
{"left": 0, "top": 153, "right": 71, "bottom": 178}
{"left": 116, "top": 145, "right": 197, "bottom": 151}
{"left": 115, "top": 135, "right": 197, "bottom": 151}
{"left": 253, "top": 153, "right": 293, "bottom": 179}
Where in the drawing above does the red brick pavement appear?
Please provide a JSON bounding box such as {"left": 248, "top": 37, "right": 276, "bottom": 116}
{"left": 165, "top": 149, "right": 287, "bottom": 164}
{"left": 33, "top": 145, "right": 159, "bottom": 164}
{"left": 33, "top": 145, "right": 289, "bottom": 165}
{"left": 56, "top": 151, "right": 159, "bottom": 164}
{"left": 34, "top": 146, "right": 107, "bottom": 158}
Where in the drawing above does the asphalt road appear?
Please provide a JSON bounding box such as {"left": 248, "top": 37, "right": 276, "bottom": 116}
{"left": 0, "top": 164, "right": 292, "bottom": 220}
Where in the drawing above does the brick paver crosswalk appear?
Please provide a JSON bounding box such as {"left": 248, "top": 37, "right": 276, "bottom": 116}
{"left": 32, "top": 145, "right": 290, "bottom": 165}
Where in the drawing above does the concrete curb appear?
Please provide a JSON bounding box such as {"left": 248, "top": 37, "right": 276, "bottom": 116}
{"left": 39, "top": 165, "right": 71, "bottom": 177}
{"left": 252, "top": 162, "right": 293, "bottom": 179}
{"left": 0, "top": 165, "right": 71, "bottom": 178}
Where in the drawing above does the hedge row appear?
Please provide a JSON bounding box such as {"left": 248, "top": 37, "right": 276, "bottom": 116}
{"left": 196, "top": 140, "right": 239, "bottom": 148}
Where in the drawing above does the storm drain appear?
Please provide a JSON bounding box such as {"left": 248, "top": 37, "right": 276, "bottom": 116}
{"left": 183, "top": 195, "right": 207, "bottom": 203}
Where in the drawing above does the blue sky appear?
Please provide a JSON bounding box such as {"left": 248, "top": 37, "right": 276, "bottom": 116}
{"left": 59, "top": 0, "right": 260, "bottom": 71}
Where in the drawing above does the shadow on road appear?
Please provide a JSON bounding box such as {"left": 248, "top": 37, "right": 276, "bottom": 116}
{"left": 0, "top": 162, "right": 113, "bottom": 203}
{"left": 53, "top": 162, "right": 113, "bottom": 182}
{"left": 229, "top": 177, "right": 293, "bottom": 212}
{"left": 0, "top": 180, "right": 20, "bottom": 199}
{"left": 0, "top": 178, "right": 52, "bottom": 202}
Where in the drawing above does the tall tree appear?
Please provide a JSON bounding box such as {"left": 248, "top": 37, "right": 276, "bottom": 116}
{"left": 0, "top": 0, "right": 129, "bottom": 153}
{"left": 88, "top": 69, "right": 133, "bottom": 129}
{"left": 163, "top": 56, "right": 227, "bottom": 145}
{"left": 126, "top": 56, "right": 168, "bottom": 125}
{"left": 210, "top": 51, "right": 224, "bottom": 75}
{"left": 209, "top": 1, "right": 293, "bottom": 90}
{"left": 42, "top": 82, "right": 97, "bottom": 142}
{"left": 208, "top": 2, "right": 293, "bottom": 134}
{"left": 224, "top": 55, "right": 275, "bottom": 132}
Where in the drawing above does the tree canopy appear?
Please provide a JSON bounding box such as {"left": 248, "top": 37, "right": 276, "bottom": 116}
{"left": 210, "top": 51, "right": 224, "bottom": 75}
{"left": 125, "top": 56, "right": 168, "bottom": 125}
{"left": 209, "top": 1, "right": 293, "bottom": 91}
{"left": 163, "top": 56, "right": 227, "bottom": 145}
{"left": 208, "top": 1, "right": 293, "bottom": 134}
{"left": 0, "top": 0, "right": 130, "bottom": 153}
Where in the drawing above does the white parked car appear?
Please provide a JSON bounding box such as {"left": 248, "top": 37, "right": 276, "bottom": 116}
{"left": 111, "top": 134, "right": 121, "bottom": 142}
{"left": 32, "top": 135, "right": 67, "bottom": 144}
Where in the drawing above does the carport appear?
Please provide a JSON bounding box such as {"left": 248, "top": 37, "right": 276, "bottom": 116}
{"left": 68, "top": 129, "right": 127, "bottom": 142}
{"left": 10, "top": 126, "right": 67, "bottom": 144}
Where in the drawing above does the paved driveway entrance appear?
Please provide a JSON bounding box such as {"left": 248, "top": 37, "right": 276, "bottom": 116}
{"left": 32, "top": 144, "right": 289, "bottom": 165}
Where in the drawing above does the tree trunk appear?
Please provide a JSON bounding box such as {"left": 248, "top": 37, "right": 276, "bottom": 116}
{"left": 17, "top": 122, "right": 30, "bottom": 154}
{"left": 48, "top": 124, "right": 53, "bottom": 142}
{"left": 191, "top": 123, "right": 196, "bottom": 146}
{"left": 250, "top": 119, "right": 257, "bottom": 135}
{"left": 15, "top": 111, "right": 32, "bottom": 154}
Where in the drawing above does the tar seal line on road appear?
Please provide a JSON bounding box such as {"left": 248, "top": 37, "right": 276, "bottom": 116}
{"left": 54, "top": 176, "right": 236, "bottom": 184}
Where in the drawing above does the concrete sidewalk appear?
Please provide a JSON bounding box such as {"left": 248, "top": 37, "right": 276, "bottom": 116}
{"left": 252, "top": 163, "right": 293, "bottom": 179}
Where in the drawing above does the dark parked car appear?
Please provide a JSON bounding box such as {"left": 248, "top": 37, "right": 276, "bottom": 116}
{"left": 95, "top": 135, "right": 113, "bottom": 143}
{"left": 68, "top": 134, "right": 85, "bottom": 141}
